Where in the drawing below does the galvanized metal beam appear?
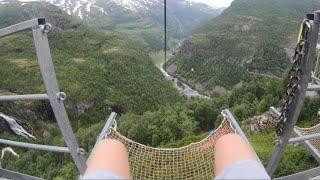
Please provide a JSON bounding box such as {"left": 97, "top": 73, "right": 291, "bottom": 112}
{"left": 273, "top": 166, "right": 320, "bottom": 180}
{"left": 288, "top": 132, "right": 320, "bottom": 144}
{"left": 0, "top": 168, "right": 42, "bottom": 180}
{"left": 0, "top": 138, "right": 71, "bottom": 153}
{"left": 0, "top": 18, "right": 45, "bottom": 38}
{"left": 311, "top": 72, "right": 320, "bottom": 84}
{"left": 267, "top": 12, "right": 320, "bottom": 176}
{"left": 307, "top": 84, "right": 320, "bottom": 91}
{"left": 270, "top": 107, "right": 281, "bottom": 118}
{"left": 87, "top": 112, "right": 117, "bottom": 162}
{"left": 32, "top": 25, "right": 86, "bottom": 174}
{"left": 270, "top": 107, "right": 320, "bottom": 162}
{"left": 0, "top": 94, "right": 49, "bottom": 101}
{"left": 97, "top": 112, "right": 117, "bottom": 143}
{"left": 294, "top": 128, "right": 320, "bottom": 163}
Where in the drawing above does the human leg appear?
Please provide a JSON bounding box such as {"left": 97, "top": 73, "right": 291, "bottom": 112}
{"left": 214, "top": 133, "right": 269, "bottom": 179}
{"left": 85, "top": 139, "right": 131, "bottom": 179}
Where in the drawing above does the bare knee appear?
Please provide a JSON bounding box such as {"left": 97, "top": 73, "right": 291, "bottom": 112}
{"left": 85, "top": 139, "right": 131, "bottom": 178}
{"left": 98, "top": 139, "right": 127, "bottom": 152}
{"left": 216, "top": 133, "right": 243, "bottom": 147}
{"left": 215, "top": 133, "right": 257, "bottom": 175}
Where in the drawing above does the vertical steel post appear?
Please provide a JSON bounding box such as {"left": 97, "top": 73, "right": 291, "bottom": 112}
{"left": 32, "top": 25, "right": 87, "bottom": 174}
{"left": 313, "top": 53, "right": 320, "bottom": 80}
{"left": 164, "top": 0, "right": 167, "bottom": 70}
{"left": 266, "top": 11, "right": 320, "bottom": 176}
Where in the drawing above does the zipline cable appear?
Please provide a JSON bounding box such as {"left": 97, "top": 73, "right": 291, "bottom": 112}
{"left": 164, "top": 0, "right": 167, "bottom": 70}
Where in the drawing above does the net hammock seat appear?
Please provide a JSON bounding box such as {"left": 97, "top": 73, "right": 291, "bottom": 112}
{"left": 103, "top": 109, "right": 259, "bottom": 179}
{"left": 295, "top": 124, "right": 320, "bottom": 163}
{"left": 270, "top": 106, "right": 320, "bottom": 164}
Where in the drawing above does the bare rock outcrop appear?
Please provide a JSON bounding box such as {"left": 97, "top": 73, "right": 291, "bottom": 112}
{"left": 247, "top": 112, "right": 278, "bottom": 132}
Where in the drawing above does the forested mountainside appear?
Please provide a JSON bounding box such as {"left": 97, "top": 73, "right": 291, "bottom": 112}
{"left": 0, "top": 2, "right": 183, "bottom": 115}
{"left": 0, "top": 0, "right": 320, "bottom": 179}
{"left": 11, "top": 0, "right": 223, "bottom": 51}
{"left": 0, "top": 2, "right": 185, "bottom": 178}
{"left": 170, "top": 0, "right": 320, "bottom": 92}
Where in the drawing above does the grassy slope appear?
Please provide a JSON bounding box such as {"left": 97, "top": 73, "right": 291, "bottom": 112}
{"left": 248, "top": 131, "right": 317, "bottom": 177}
{"left": 170, "top": 0, "right": 320, "bottom": 90}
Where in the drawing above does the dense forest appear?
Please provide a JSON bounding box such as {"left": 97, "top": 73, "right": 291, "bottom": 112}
{"left": 0, "top": 0, "right": 319, "bottom": 179}
{"left": 0, "top": 2, "right": 183, "bottom": 115}
{"left": 170, "top": 0, "right": 320, "bottom": 90}
{"left": 0, "top": 3, "right": 183, "bottom": 178}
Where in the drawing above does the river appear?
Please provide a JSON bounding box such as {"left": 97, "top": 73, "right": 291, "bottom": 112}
{"left": 156, "top": 63, "right": 210, "bottom": 99}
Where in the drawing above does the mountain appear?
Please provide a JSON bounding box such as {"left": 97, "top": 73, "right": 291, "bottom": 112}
{"left": 0, "top": 1, "right": 186, "bottom": 178}
{"left": 0, "top": 2, "right": 185, "bottom": 177}
{"left": 0, "top": 1, "right": 183, "bottom": 117}
{"left": 169, "top": 0, "right": 320, "bottom": 93}
{"left": 2, "top": 0, "right": 224, "bottom": 51}
{"left": 0, "top": 1, "right": 318, "bottom": 179}
{"left": 46, "top": 0, "right": 222, "bottom": 37}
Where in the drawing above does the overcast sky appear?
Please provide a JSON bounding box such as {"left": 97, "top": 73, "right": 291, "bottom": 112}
{"left": 191, "top": 0, "right": 233, "bottom": 8}
{"left": 18, "top": 0, "right": 234, "bottom": 8}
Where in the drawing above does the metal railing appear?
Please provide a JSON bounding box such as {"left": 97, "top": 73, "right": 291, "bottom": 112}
{"left": 266, "top": 11, "right": 320, "bottom": 176}
{"left": 87, "top": 112, "right": 117, "bottom": 163}
{"left": 0, "top": 94, "right": 49, "bottom": 101}
{"left": 0, "top": 18, "right": 86, "bottom": 178}
{"left": 270, "top": 107, "right": 320, "bottom": 144}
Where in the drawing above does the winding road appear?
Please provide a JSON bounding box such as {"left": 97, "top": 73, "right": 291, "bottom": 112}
{"left": 156, "top": 63, "right": 210, "bottom": 99}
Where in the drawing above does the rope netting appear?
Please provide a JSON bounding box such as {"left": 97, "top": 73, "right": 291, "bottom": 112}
{"left": 296, "top": 124, "right": 320, "bottom": 150}
{"left": 107, "top": 118, "right": 236, "bottom": 179}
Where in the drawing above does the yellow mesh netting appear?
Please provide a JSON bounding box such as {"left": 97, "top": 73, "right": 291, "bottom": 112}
{"left": 296, "top": 123, "right": 320, "bottom": 150}
{"left": 107, "top": 118, "right": 236, "bottom": 179}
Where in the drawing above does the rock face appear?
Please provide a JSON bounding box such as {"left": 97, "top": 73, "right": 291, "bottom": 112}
{"left": 64, "top": 100, "right": 95, "bottom": 116}
{"left": 0, "top": 112, "right": 36, "bottom": 139}
{"left": 0, "top": 90, "right": 95, "bottom": 120}
{"left": 0, "top": 120, "right": 10, "bottom": 132}
{"left": 1, "top": 100, "right": 95, "bottom": 120}
{"left": 248, "top": 112, "right": 278, "bottom": 132}
{"left": 0, "top": 101, "right": 55, "bottom": 121}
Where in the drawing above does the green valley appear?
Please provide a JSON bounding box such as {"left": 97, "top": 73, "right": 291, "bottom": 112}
{"left": 170, "top": 0, "right": 320, "bottom": 91}
{"left": 0, "top": 0, "right": 320, "bottom": 179}
{"left": 41, "top": 0, "right": 223, "bottom": 52}
{"left": 0, "top": 2, "right": 183, "bottom": 115}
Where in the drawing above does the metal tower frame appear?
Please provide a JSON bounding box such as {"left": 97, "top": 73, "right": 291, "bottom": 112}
{"left": 266, "top": 11, "right": 320, "bottom": 176}
{"left": 270, "top": 107, "right": 320, "bottom": 164}
{"left": 0, "top": 18, "right": 86, "bottom": 178}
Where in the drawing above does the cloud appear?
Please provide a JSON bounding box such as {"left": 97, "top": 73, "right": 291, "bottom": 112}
{"left": 18, "top": 0, "right": 41, "bottom": 2}
{"left": 190, "top": 0, "right": 233, "bottom": 8}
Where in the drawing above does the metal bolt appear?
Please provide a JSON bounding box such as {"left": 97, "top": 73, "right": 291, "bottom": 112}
{"left": 40, "top": 23, "right": 52, "bottom": 33}
{"left": 78, "top": 148, "right": 86, "bottom": 155}
{"left": 57, "top": 92, "right": 67, "bottom": 101}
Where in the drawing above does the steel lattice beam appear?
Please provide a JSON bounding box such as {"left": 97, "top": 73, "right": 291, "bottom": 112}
{"left": 266, "top": 11, "right": 320, "bottom": 176}
{"left": 0, "top": 18, "right": 87, "bottom": 176}
{"left": 0, "top": 18, "right": 45, "bottom": 37}
{"left": 0, "top": 139, "right": 71, "bottom": 153}
{"left": 87, "top": 112, "right": 117, "bottom": 162}
{"left": 0, "top": 94, "right": 49, "bottom": 101}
